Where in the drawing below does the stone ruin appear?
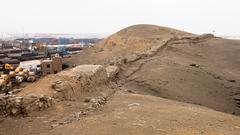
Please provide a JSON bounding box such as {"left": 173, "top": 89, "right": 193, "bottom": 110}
{"left": 0, "top": 94, "right": 52, "bottom": 117}
{"left": 0, "top": 65, "right": 119, "bottom": 117}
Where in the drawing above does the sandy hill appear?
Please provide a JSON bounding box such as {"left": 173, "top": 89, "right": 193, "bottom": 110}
{"left": 122, "top": 37, "right": 240, "bottom": 115}
{"left": 69, "top": 24, "right": 240, "bottom": 115}
{"left": 1, "top": 24, "right": 240, "bottom": 135}
{"left": 69, "top": 24, "right": 193, "bottom": 65}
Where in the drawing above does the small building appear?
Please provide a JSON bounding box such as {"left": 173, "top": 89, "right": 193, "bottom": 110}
{"left": 41, "top": 56, "right": 62, "bottom": 76}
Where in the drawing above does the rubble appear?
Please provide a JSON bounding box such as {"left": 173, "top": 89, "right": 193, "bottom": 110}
{"left": 228, "top": 79, "right": 236, "bottom": 83}
{"left": 106, "top": 65, "right": 119, "bottom": 79}
{"left": 125, "top": 54, "right": 141, "bottom": 63}
{"left": 190, "top": 63, "right": 200, "bottom": 68}
{"left": 0, "top": 94, "right": 53, "bottom": 116}
{"left": 52, "top": 65, "right": 108, "bottom": 101}
{"left": 108, "top": 56, "right": 127, "bottom": 66}
{"left": 0, "top": 65, "right": 117, "bottom": 117}
{"left": 88, "top": 96, "right": 107, "bottom": 110}
{"left": 50, "top": 95, "right": 109, "bottom": 129}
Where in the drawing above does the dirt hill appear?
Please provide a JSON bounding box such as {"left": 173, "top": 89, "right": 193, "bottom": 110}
{"left": 69, "top": 24, "right": 240, "bottom": 115}
{"left": 1, "top": 24, "right": 240, "bottom": 135}
{"left": 122, "top": 37, "right": 240, "bottom": 115}
{"left": 69, "top": 24, "right": 193, "bottom": 65}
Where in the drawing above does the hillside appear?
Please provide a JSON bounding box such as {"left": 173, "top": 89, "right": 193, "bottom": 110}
{"left": 69, "top": 24, "right": 240, "bottom": 115}
{"left": 1, "top": 24, "right": 240, "bottom": 135}
{"left": 48, "top": 92, "right": 240, "bottom": 135}
{"left": 121, "top": 37, "right": 240, "bottom": 115}
{"left": 69, "top": 24, "right": 193, "bottom": 65}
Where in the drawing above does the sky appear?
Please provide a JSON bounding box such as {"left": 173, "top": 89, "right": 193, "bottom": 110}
{"left": 0, "top": 0, "right": 239, "bottom": 35}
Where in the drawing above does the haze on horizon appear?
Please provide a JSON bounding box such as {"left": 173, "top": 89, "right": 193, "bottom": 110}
{"left": 0, "top": 0, "right": 239, "bottom": 36}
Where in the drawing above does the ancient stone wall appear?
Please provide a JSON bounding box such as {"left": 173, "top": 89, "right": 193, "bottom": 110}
{"left": 0, "top": 65, "right": 119, "bottom": 117}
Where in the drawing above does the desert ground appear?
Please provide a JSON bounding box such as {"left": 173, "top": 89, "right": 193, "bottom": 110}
{"left": 1, "top": 24, "right": 240, "bottom": 135}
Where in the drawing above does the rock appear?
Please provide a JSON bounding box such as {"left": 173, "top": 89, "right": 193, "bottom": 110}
{"left": 228, "top": 80, "right": 236, "bottom": 83}
{"left": 84, "top": 98, "right": 91, "bottom": 103}
{"left": 55, "top": 88, "right": 62, "bottom": 92}
{"left": 100, "top": 92, "right": 108, "bottom": 99}
{"left": 125, "top": 54, "right": 141, "bottom": 63}
{"left": 126, "top": 89, "right": 134, "bottom": 93}
{"left": 90, "top": 98, "right": 97, "bottom": 103}
{"left": 106, "top": 66, "right": 119, "bottom": 79}
{"left": 51, "top": 124, "right": 59, "bottom": 129}
{"left": 11, "top": 108, "right": 20, "bottom": 116}
{"left": 88, "top": 96, "right": 107, "bottom": 110}
{"left": 233, "top": 95, "right": 240, "bottom": 101}
{"left": 128, "top": 103, "right": 140, "bottom": 107}
{"left": 144, "top": 44, "right": 163, "bottom": 56}
{"left": 74, "top": 111, "right": 87, "bottom": 119}
{"left": 213, "top": 75, "right": 222, "bottom": 80}
{"left": 50, "top": 119, "right": 58, "bottom": 123}
{"left": 108, "top": 56, "right": 126, "bottom": 66}
{"left": 190, "top": 64, "right": 200, "bottom": 68}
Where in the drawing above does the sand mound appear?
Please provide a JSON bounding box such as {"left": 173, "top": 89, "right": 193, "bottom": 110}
{"left": 1, "top": 24, "right": 240, "bottom": 135}
{"left": 69, "top": 24, "right": 240, "bottom": 115}
{"left": 69, "top": 24, "right": 193, "bottom": 65}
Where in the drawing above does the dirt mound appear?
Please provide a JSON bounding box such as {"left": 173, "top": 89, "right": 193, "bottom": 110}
{"left": 69, "top": 24, "right": 193, "bottom": 65}
{"left": 69, "top": 24, "right": 240, "bottom": 115}
{"left": 99, "top": 24, "right": 192, "bottom": 50}
{"left": 1, "top": 24, "right": 240, "bottom": 134}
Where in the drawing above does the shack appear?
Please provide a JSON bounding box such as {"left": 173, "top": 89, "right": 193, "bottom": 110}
{"left": 41, "top": 56, "right": 62, "bottom": 76}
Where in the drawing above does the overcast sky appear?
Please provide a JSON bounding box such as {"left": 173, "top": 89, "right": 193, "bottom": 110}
{"left": 0, "top": 0, "right": 239, "bottom": 35}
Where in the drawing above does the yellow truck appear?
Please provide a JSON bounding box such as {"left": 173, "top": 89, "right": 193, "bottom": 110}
{"left": 0, "top": 74, "right": 12, "bottom": 94}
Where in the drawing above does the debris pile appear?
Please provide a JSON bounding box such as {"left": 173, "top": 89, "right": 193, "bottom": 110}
{"left": 106, "top": 65, "right": 119, "bottom": 79}
{"left": 52, "top": 65, "right": 109, "bottom": 101}
{"left": 51, "top": 92, "right": 115, "bottom": 129}
{"left": 0, "top": 94, "right": 52, "bottom": 116}
{"left": 0, "top": 65, "right": 119, "bottom": 117}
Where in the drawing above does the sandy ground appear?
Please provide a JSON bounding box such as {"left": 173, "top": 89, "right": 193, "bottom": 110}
{"left": 121, "top": 37, "right": 240, "bottom": 115}
{"left": 50, "top": 91, "right": 240, "bottom": 135}
{"left": 69, "top": 25, "right": 240, "bottom": 116}
{"left": 2, "top": 91, "right": 240, "bottom": 135}
{"left": 1, "top": 24, "right": 240, "bottom": 135}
